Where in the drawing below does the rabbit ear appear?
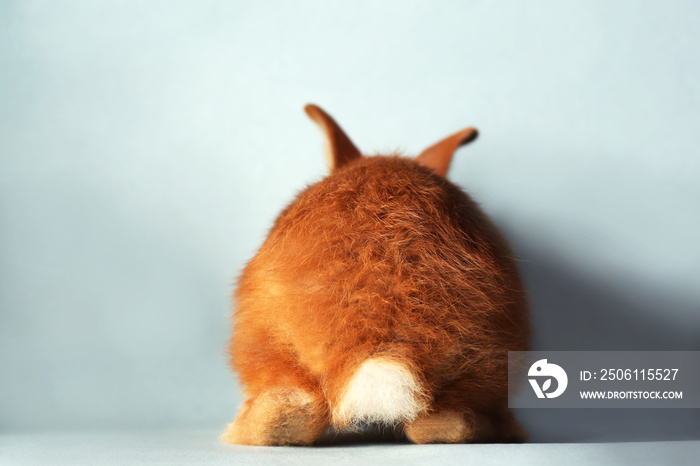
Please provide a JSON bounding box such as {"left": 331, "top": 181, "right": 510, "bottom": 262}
{"left": 416, "top": 127, "right": 478, "bottom": 177}
{"left": 305, "top": 104, "right": 362, "bottom": 171}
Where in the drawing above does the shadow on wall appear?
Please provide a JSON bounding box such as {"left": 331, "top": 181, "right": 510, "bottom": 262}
{"left": 504, "top": 229, "right": 700, "bottom": 442}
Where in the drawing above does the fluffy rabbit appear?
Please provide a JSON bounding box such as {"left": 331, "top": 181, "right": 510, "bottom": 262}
{"left": 222, "top": 105, "right": 530, "bottom": 445}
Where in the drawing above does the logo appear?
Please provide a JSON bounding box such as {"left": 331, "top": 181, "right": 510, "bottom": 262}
{"left": 528, "top": 359, "right": 568, "bottom": 398}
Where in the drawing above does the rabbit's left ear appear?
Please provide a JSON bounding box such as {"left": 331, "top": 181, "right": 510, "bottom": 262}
{"left": 416, "top": 127, "right": 478, "bottom": 177}
{"left": 304, "top": 104, "right": 362, "bottom": 172}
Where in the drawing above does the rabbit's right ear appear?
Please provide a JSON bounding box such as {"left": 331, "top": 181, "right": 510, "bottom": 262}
{"left": 416, "top": 127, "right": 478, "bottom": 177}
{"left": 305, "top": 104, "right": 362, "bottom": 172}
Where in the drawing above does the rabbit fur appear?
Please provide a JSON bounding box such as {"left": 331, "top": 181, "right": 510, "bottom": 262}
{"left": 222, "top": 105, "right": 530, "bottom": 445}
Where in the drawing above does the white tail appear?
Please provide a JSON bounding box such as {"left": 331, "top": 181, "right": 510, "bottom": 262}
{"left": 333, "top": 358, "right": 426, "bottom": 426}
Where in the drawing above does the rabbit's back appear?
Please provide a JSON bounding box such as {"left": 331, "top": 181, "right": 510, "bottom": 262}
{"left": 234, "top": 156, "right": 528, "bottom": 391}
{"left": 224, "top": 106, "right": 531, "bottom": 445}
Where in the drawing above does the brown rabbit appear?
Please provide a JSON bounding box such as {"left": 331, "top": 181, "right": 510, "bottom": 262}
{"left": 222, "top": 105, "right": 530, "bottom": 446}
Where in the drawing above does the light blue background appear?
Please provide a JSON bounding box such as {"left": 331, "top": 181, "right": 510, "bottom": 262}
{"left": 1, "top": 0, "right": 699, "bottom": 441}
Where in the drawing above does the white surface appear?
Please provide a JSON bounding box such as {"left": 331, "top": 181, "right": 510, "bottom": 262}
{"left": 1, "top": 430, "right": 698, "bottom": 466}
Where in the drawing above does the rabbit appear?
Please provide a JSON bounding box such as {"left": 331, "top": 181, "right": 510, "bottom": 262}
{"left": 221, "top": 104, "right": 530, "bottom": 446}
